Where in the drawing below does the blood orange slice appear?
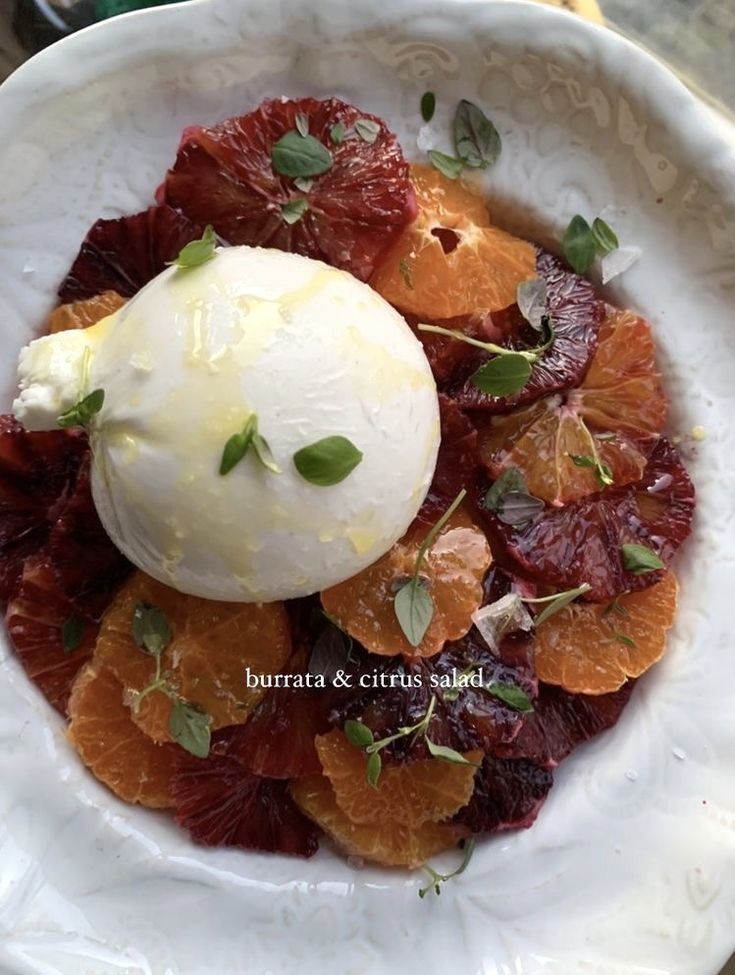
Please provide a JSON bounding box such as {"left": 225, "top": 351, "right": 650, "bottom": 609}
{"left": 570, "top": 308, "right": 668, "bottom": 436}
{"left": 476, "top": 398, "right": 646, "bottom": 506}
{"left": 46, "top": 455, "right": 131, "bottom": 615}
{"left": 497, "top": 680, "right": 634, "bottom": 767}
{"left": 67, "top": 662, "right": 179, "bottom": 808}
{"left": 533, "top": 572, "right": 678, "bottom": 694}
{"left": 93, "top": 571, "right": 292, "bottom": 742}
{"left": 0, "top": 417, "right": 87, "bottom": 605}
{"left": 328, "top": 628, "right": 536, "bottom": 761}
{"left": 227, "top": 647, "right": 331, "bottom": 778}
{"left": 321, "top": 507, "right": 491, "bottom": 659}
{"left": 162, "top": 98, "right": 414, "bottom": 281}
{"left": 290, "top": 774, "right": 463, "bottom": 867}
{"left": 46, "top": 291, "right": 126, "bottom": 334}
{"left": 415, "top": 395, "right": 480, "bottom": 528}
{"left": 172, "top": 732, "right": 319, "bottom": 856}
{"left": 484, "top": 437, "right": 694, "bottom": 601}
{"left": 447, "top": 250, "right": 603, "bottom": 411}
{"left": 315, "top": 729, "right": 480, "bottom": 827}
{"left": 475, "top": 307, "right": 668, "bottom": 505}
{"left": 5, "top": 556, "right": 98, "bottom": 715}
{"left": 58, "top": 205, "right": 204, "bottom": 302}
{"left": 453, "top": 756, "right": 552, "bottom": 833}
{"left": 371, "top": 164, "right": 535, "bottom": 318}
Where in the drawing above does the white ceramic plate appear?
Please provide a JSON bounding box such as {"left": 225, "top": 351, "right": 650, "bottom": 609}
{"left": 1, "top": 1, "right": 734, "bottom": 973}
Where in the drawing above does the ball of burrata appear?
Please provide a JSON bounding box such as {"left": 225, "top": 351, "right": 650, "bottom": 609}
{"left": 14, "top": 246, "right": 440, "bottom": 601}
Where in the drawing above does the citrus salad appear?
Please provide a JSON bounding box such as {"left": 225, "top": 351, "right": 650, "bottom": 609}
{"left": 0, "top": 95, "right": 694, "bottom": 889}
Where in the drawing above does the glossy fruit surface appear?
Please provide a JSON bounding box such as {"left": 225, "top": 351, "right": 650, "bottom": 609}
{"left": 321, "top": 508, "right": 491, "bottom": 658}
{"left": 533, "top": 572, "right": 678, "bottom": 693}
{"left": 94, "top": 572, "right": 291, "bottom": 741}
{"left": 162, "top": 98, "right": 414, "bottom": 281}
{"left": 370, "top": 164, "right": 535, "bottom": 318}
{"left": 315, "top": 728, "right": 480, "bottom": 827}
{"left": 67, "top": 662, "right": 179, "bottom": 808}
{"left": 46, "top": 291, "right": 126, "bottom": 334}
{"left": 290, "top": 774, "right": 463, "bottom": 867}
{"left": 59, "top": 205, "right": 204, "bottom": 301}
{"left": 447, "top": 250, "right": 602, "bottom": 411}
{"left": 484, "top": 438, "right": 694, "bottom": 601}
{"left": 172, "top": 731, "right": 319, "bottom": 856}
{"left": 5, "top": 556, "right": 97, "bottom": 714}
{"left": 454, "top": 756, "right": 552, "bottom": 833}
{"left": 0, "top": 418, "right": 87, "bottom": 605}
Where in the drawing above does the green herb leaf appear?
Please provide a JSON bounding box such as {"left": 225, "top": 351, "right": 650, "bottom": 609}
{"left": 132, "top": 602, "right": 172, "bottom": 656}
{"left": 418, "top": 320, "right": 554, "bottom": 364}
{"left": 394, "top": 578, "right": 434, "bottom": 647}
{"left": 495, "top": 490, "right": 545, "bottom": 527}
{"left": 568, "top": 453, "right": 597, "bottom": 469}
{"left": 271, "top": 131, "right": 333, "bottom": 178}
{"left": 174, "top": 225, "right": 217, "bottom": 270}
{"left": 295, "top": 112, "right": 309, "bottom": 137}
{"left": 568, "top": 452, "right": 614, "bottom": 488}
{"left": 219, "top": 415, "right": 257, "bottom": 476}
{"left": 426, "top": 738, "right": 480, "bottom": 766}
{"left": 428, "top": 149, "right": 464, "bottom": 180}
{"left": 252, "top": 431, "right": 282, "bottom": 474}
{"left": 354, "top": 118, "right": 380, "bottom": 144}
{"left": 529, "top": 583, "right": 592, "bottom": 627}
{"left": 421, "top": 91, "right": 436, "bottom": 123}
{"left": 516, "top": 276, "right": 548, "bottom": 332}
{"left": 621, "top": 543, "right": 665, "bottom": 574}
{"left": 62, "top": 614, "right": 85, "bottom": 654}
{"left": 563, "top": 215, "right": 597, "bottom": 275}
{"left": 483, "top": 468, "right": 528, "bottom": 511}
{"left": 454, "top": 99, "right": 501, "bottom": 169}
{"left": 591, "top": 217, "right": 619, "bottom": 254}
{"left": 168, "top": 701, "right": 212, "bottom": 759}
{"left": 470, "top": 353, "right": 532, "bottom": 396}
{"left": 329, "top": 122, "right": 345, "bottom": 145}
{"left": 603, "top": 597, "right": 630, "bottom": 619}
{"left": 57, "top": 388, "right": 105, "bottom": 429}
{"left": 614, "top": 632, "right": 637, "bottom": 648}
{"left": 281, "top": 198, "right": 309, "bottom": 225}
{"left": 293, "top": 176, "right": 314, "bottom": 192}
{"left": 484, "top": 681, "right": 534, "bottom": 712}
{"left": 398, "top": 258, "right": 414, "bottom": 290}
{"left": 344, "top": 719, "right": 374, "bottom": 749}
{"left": 419, "top": 838, "right": 476, "bottom": 898}
{"left": 366, "top": 750, "right": 382, "bottom": 789}
{"left": 293, "top": 435, "right": 363, "bottom": 486}
{"left": 414, "top": 490, "right": 467, "bottom": 578}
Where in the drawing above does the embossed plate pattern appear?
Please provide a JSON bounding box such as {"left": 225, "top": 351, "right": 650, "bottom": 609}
{"left": 0, "top": 1, "right": 734, "bottom": 973}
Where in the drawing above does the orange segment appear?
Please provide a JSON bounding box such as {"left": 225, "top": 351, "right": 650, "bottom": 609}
{"left": 94, "top": 571, "right": 291, "bottom": 742}
{"left": 46, "top": 291, "right": 126, "bottom": 334}
{"left": 476, "top": 308, "right": 667, "bottom": 506}
{"left": 67, "top": 662, "right": 178, "bottom": 808}
{"left": 290, "top": 774, "right": 464, "bottom": 867}
{"left": 571, "top": 308, "right": 668, "bottom": 435}
{"left": 315, "top": 729, "right": 480, "bottom": 827}
{"left": 370, "top": 163, "right": 535, "bottom": 319}
{"left": 321, "top": 508, "right": 492, "bottom": 658}
{"left": 533, "top": 571, "right": 678, "bottom": 694}
{"left": 408, "top": 163, "right": 491, "bottom": 227}
{"left": 477, "top": 399, "right": 648, "bottom": 506}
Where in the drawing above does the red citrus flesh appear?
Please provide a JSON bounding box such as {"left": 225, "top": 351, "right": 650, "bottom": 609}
{"left": 162, "top": 97, "right": 415, "bottom": 281}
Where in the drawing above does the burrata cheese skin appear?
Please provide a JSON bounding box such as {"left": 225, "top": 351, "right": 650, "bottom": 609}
{"left": 14, "top": 246, "right": 440, "bottom": 602}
